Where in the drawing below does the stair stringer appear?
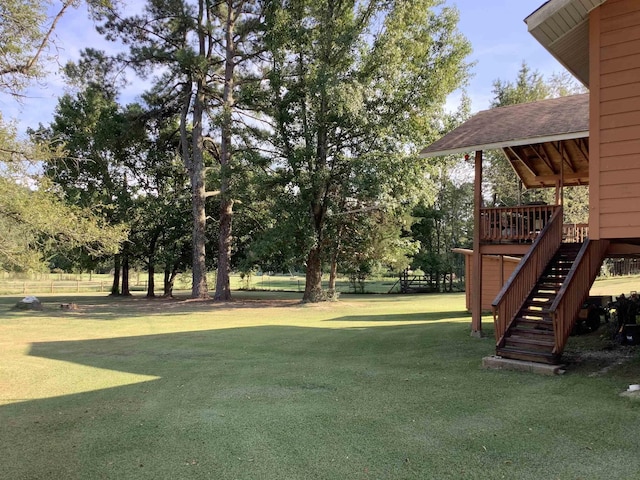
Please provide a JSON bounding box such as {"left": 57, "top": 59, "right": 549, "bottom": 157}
{"left": 548, "top": 239, "right": 610, "bottom": 358}
{"left": 492, "top": 208, "right": 564, "bottom": 345}
{"left": 496, "top": 243, "right": 581, "bottom": 364}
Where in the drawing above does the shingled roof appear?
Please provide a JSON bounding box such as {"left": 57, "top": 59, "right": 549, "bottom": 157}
{"left": 420, "top": 94, "right": 589, "bottom": 158}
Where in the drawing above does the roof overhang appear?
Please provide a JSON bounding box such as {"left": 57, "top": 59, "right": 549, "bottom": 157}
{"left": 525, "top": 0, "right": 607, "bottom": 87}
{"left": 420, "top": 130, "right": 588, "bottom": 159}
{"left": 420, "top": 94, "right": 590, "bottom": 189}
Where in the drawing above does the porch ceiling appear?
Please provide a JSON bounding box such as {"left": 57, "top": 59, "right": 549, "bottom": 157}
{"left": 420, "top": 94, "right": 590, "bottom": 189}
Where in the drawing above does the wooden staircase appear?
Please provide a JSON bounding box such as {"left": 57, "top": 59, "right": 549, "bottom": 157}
{"left": 497, "top": 243, "right": 581, "bottom": 364}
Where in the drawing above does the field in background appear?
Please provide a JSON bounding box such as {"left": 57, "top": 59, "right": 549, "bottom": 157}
{"left": 0, "top": 271, "right": 404, "bottom": 296}
{"left": 2, "top": 270, "right": 639, "bottom": 298}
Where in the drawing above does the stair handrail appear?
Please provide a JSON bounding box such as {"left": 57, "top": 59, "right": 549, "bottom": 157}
{"left": 491, "top": 207, "right": 564, "bottom": 344}
{"left": 548, "top": 238, "right": 610, "bottom": 355}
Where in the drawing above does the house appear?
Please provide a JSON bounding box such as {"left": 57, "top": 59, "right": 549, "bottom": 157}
{"left": 420, "top": 0, "right": 640, "bottom": 364}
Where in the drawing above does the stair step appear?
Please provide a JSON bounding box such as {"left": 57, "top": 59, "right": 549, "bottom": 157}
{"left": 496, "top": 346, "right": 558, "bottom": 364}
{"left": 530, "top": 291, "right": 556, "bottom": 298}
{"left": 504, "top": 335, "right": 555, "bottom": 349}
{"left": 537, "top": 282, "right": 563, "bottom": 290}
{"left": 525, "top": 299, "right": 553, "bottom": 308}
{"left": 513, "top": 318, "right": 553, "bottom": 329}
{"left": 519, "top": 307, "right": 551, "bottom": 317}
{"left": 539, "top": 276, "right": 566, "bottom": 284}
{"left": 511, "top": 326, "right": 554, "bottom": 337}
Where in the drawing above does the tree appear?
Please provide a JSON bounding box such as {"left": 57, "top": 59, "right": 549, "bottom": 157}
{"left": 264, "top": 0, "right": 471, "bottom": 301}
{"left": 411, "top": 164, "right": 473, "bottom": 291}
{"left": 0, "top": 158, "right": 123, "bottom": 271}
{"left": 1, "top": 0, "right": 72, "bottom": 96}
{"left": 37, "top": 49, "right": 144, "bottom": 293}
{"left": 0, "top": 3, "right": 125, "bottom": 272}
{"left": 96, "top": 0, "right": 268, "bottom": 300}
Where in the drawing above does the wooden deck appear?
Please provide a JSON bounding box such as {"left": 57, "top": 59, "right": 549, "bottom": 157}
{"left": 480, "top": 205, "right": 587, "bottom": 245}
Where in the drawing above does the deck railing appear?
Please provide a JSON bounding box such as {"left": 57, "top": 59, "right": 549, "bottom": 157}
{"left": 480, "top": 205, "right": 559, "bottom": 243}
{"left": 549, "top": 239, "right": 609, "bottom": 355}
{"left": 491, "top": 207, "right": 564, "bottom": 343}
{"left": 562, "top": 223, "right": 589, "bottom": 243}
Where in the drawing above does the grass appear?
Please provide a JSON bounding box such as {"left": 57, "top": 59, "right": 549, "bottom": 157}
{"left": 1, "top": 292, "right": 640, "bottom": 479}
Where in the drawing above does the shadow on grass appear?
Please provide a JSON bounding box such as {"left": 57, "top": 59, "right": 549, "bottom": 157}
{"left": 4, "top": 319, "right": 640, "bottom": 480}
{"left": 1, "top": 321, "right": 493, "bottom": 479}
{"left": 326, "top": 310, "right": 468, "bottom": 323}
{"left": 25, "top": 322, "right": 474, "bottom": 377}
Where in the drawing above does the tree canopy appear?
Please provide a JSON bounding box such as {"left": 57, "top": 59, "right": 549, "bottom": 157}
{"left": 0, "top": 1, "right": 125, "bottom": 273}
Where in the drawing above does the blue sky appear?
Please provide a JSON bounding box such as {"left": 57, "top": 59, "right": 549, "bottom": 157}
{"left": 1, "top": 0, "right": 567, "bottom": 136}
{"left": 449, "top": 0, "right": 565, "bottom": 110}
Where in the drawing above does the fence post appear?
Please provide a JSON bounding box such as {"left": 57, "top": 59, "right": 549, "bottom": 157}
{"left": 23, "top": 282, "right": 26, "bottom": 294}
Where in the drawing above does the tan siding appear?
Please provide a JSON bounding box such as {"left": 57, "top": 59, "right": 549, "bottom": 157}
{"left": 601, "top": 38, "right": 640, "bottom": 60}
{"left": 601, "top": 53, "right": 640, "bottom": 75}
{"left": 600, "top": 0, "right": 637, "bottom": 20}
{"left": 600, "top": 83, "right": 640, "bottom": 102}
{"left": 600, "top": 96, "right": 640, "bottom": 116}
{"left": 600, "top": 138, "right": 640, "bottom": 157}
{"left": 600, "top": 183, "right": 640, "bottom": 200}
{"left": 600, "top": 212, "right": 640, "bottom": 228}
{"left": 601, "top": 67, "right": 640, "bottom": 88}
{"left": 595, "top": 153, "right": 640, "bottom": 171}
{"left": 600, "top": 168, "right": 640, "bottom": 187}
{"left": 601, "top": 196, "right": 640, "bottom": 213}
{"left": 590, "top": 6, "right": 602, "bottom": 239}
{"left": 601, "top": 24, "right": 640, "bottom": 47}
{"left": 601, "top": 225, "right": 640, "bottom": 238}
{"left": 601, "top": 8, "right": 640, "bottom": 31}
{"left": 464, "top": 254, "right": 471, "bottom": 311}
{"left": 596, "top": 1, "right": 640, "bottom": 240}
{"left": 482, "top": 260, "right": 501, "bottom": 310}
{"left": 480, "top": 256, "right": 518, "bottom": 311}
{"left": 600, "top": 124, "right": 640, "bottom": 143}
{"left": 462, "top": 253, "right": 519, "bottom": 312}
{"left": 601, "top": 110, "right": 640, "bottom": 129}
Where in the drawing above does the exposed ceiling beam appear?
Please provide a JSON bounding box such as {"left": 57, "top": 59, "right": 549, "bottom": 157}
{"left": 504, "top": 146, "right": 537, "bottom": 177}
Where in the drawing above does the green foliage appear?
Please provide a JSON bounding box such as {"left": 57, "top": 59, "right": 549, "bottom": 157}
{"left": 0, "top": 0, "right": 50, "bottom": 94}
{"left": 0, "top": 166, "right": 124, "bottom": 271}
{"left": 0, "top": 0, "right": 112, "bottom": 96}
{"left": 411, "top": 158, "right": 473, "bottom": 291}
{"left": 262, "top": 0, "right": 471, "bottom": 300}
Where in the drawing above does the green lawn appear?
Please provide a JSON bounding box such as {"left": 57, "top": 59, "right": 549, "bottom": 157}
{"left": 1, "top": 292, "right": 639, "bottom": 479}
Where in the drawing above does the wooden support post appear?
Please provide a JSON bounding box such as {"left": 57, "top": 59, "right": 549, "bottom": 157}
{"left": 471, "top": 150, "right": 483, "bottom": 337}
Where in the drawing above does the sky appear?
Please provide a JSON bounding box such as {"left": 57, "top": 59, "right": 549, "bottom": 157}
{"left": 1, "top": 0, "right": 567, "bottom": 137}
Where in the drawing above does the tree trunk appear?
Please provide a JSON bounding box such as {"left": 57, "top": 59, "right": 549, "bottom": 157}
{"left": 303, "top": 246, "right": 324, "bottom": 302}
{"left": 146, "top": 233, "right": 159, "bottom": 298}
{"left": 147, "top": 263, "right": 155, "bottom": 298}
{"left": 327, "top": 221, "right": 343, "bottom": 298}
{"left": 214, "top": 198, "right": 234, "bottom": 301}
{"left": 190, "top": 80, "right": 208, "bottom": 299}
{"left": 182, "top": 0, "right": 209, "bottom": 300}
{"left": 328, "top": 254, "right": 338, "bottom": 296}
{"left": 110, "top": 254, "right": 121, "bottom": 296}
{"left": 121, "top": 252, "right": 131, "bottom": 296}
{"left": 214, "top": 2, "right": 236, "bottom": 302}
{"left": 163, "top": 263, "right": 179, "bottom": 298}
